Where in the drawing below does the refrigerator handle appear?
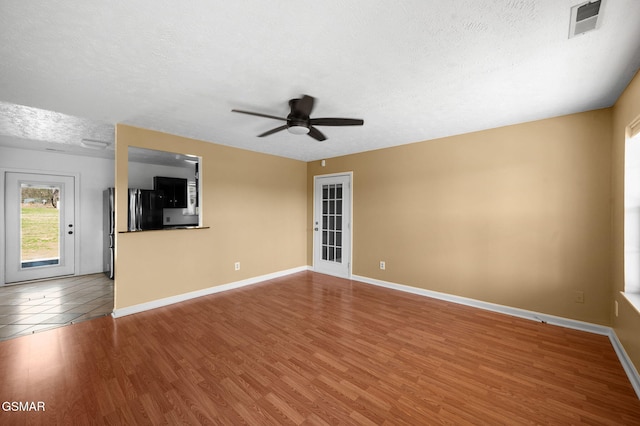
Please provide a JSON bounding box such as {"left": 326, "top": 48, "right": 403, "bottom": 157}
{"left": 128, "top": 189, "right": 137, "bottom": 231}
{"left": 136, "top": 190, "right": 143, "bottom": 231}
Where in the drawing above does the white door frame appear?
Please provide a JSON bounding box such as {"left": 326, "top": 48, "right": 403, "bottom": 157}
{"left": 1, "top": 168, "right": 80, "bottom": 285}
{"left": 313, "top": 172, "right": 353, "bottom": 278}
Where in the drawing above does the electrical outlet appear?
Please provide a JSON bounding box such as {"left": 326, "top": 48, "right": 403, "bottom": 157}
{"left": 574, "top": 290, "right": 584, "bottom": 304}
{"left": 234, "top": 262, "right": 240, "bottom": 271}
{"left": 615, "top": 300, "right": 619, "bottom": 317}
{"left": 380, "top": 261, "right": 385, "bottom": 270}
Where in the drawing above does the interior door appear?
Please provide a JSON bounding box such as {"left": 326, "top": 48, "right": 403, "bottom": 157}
{"left": 313, "top": 173, "right": 352, "bottom": 278}
{"left": 5, "top": 172, "right": 75, "bottom": 283}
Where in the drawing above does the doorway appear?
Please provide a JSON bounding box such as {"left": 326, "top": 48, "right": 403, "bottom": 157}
{"left": 4, "top": 172, "right": 75, "bottom": 283}
{"left": 313, "top": 173, "right": 352, "bottom": 278}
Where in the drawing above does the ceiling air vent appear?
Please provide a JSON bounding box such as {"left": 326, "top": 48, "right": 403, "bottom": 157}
{"left": 569, "top": 0, "right": 603, "bottom": 38}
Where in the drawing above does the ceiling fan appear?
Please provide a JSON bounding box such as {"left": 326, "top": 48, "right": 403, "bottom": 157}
{"left": 231, "top": 95, "right": 364, "bottom": 141}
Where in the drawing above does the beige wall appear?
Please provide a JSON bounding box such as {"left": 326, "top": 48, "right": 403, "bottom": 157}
{"left": 612, "top": 71, "right": 640, "bottom": 371}
{"left": 114, "top": 125, "right": 307, "bottom": 309}
{"left": 113, "top": 77, "right": 639, "bottom": 370}
{"left": 308, "top": 109, "right": 612, "bottom": 325}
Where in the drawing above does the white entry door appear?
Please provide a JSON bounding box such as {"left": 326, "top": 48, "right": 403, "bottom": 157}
{"left": 313, "top": 173, "right": 352, "bottom": 278}
{"left": 5, "top": 172, "right": 75, "bottom": 283}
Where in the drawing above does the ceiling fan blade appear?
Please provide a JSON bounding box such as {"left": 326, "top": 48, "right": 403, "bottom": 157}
{"left": 293, "top": 95, "right": 315, "bottom": 117}
{"left": 231, "top": 109, "right": 286, "bottom": 121}
{"left": 308, "top": 126, "right": 326, "bottom": 141}
{"left": 258, "top": 125, "right": 288, "bottom": 137}
{"left": 310, "top": 118, "right": 364, "bottom": 126}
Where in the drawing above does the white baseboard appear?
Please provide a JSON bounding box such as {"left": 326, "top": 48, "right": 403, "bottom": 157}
{"left": 608, "top": 329, "right": 640, "bottom": 398}
{"left": 352, "top": 274, "right": 640, "bottom": 399}
{"left": 112, "top": 266, "right": 310, "bottom": 318}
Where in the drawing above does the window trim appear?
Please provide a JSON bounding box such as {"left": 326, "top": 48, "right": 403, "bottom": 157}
{"left": 623, "top": 115, "right": 640, "bottom": 313}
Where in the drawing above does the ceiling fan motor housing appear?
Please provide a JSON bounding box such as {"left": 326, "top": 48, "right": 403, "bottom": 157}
{"left": 287, "top": 116, "right": 310, "bottom": 131}
{"left": 287, "top": 98, "right": 311, "bottom": 133}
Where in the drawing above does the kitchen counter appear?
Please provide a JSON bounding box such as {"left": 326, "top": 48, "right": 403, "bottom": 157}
{"left": 119, "top": 226, "right": 209, "bottom": 233}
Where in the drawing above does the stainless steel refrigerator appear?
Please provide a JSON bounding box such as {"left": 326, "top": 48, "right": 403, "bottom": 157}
{"left": 104, "top": 188, "right": 164, "bottom": 279}
{"left": 127, "top": 188, "right": 164, "bottom": 232}
{"left": 104, "top": 188, "right": 115, "bottom": 279}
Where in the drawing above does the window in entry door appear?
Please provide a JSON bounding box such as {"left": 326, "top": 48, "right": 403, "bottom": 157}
{"left": 322, "top": 183, "right": 343, "bottom": 263}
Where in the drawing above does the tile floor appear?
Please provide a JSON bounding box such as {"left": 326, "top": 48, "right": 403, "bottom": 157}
{"left": 0, "top": 273, "right": 113, "bottom": 341}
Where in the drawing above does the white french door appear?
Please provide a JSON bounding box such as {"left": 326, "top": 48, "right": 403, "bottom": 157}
{"left": 5, "top": 172, "right": 75, "bottom": 283}
{"left": 313, "top": 173, "right": 352, "bottom": 278}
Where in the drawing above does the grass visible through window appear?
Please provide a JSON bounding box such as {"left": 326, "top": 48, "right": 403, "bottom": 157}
{"left": 21, "top": 204, "right": 59, "bottom": 262}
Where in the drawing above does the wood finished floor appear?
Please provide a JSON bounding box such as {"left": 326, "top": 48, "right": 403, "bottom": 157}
{"left": 0, "top": 271, "right": 638, "bottom": 425}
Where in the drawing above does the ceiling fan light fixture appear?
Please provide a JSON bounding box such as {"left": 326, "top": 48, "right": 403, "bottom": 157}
{"left": 287, "top": 125, "right": 310, "bottom": 135}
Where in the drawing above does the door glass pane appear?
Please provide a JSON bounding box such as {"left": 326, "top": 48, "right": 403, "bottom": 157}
{"left": 20, "top": 184, "right": 60, "bottom": 268}
{"left": 321, "top": 183, "right": 343, "bottom": 263}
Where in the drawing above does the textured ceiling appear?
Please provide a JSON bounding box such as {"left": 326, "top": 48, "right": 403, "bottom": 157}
{"left": 1, "top": 0, "right": 639, "bottom": 161}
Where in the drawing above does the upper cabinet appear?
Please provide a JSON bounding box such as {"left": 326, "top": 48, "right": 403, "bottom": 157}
{"left": 154, "top": 176, "right": 187, "bottom": 208}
